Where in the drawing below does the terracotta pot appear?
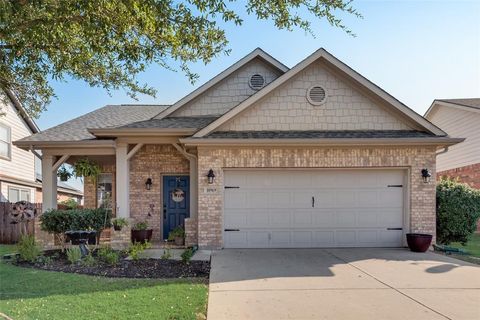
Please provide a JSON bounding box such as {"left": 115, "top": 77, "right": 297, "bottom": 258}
{"left": 131, "top": 229, "right": 153, "bottom": 243}
{"left": 406, "top": 233, "right": 433, "bottom": 252}
{"left": 174, "top": 236, "right": 185, "bottom": 246}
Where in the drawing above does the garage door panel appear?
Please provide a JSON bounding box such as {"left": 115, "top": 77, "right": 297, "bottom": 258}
{"left": 270, "top": 209, "right": 291, "bottom": 227}
{"left": 224, "top": 170, "right": 405, "bottom": 248}
{"left": 225, "top": 191, "right": 247, "bottom": 209}
{"left": 270, "top": 191, "right": 292, "bottom": 208}
{"left": 335, "top": 209, "right": 357, "bottom": 227}
{"left": 293, "top": 210, "right": 313, "bottom": 226}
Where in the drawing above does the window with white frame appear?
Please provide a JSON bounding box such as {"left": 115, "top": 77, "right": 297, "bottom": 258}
{"left": 97, "top": 173, "right": 113, "bottom": 210}
{"left": 8, "top": 186, "right": 31, "bottom": 203}
{"left": 0, "top": 123, "right": 11, "bottom": 160}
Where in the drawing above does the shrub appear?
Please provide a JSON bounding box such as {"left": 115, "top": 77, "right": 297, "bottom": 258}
{"left": 181, "top": 248, "right": 194, "bottom": 264}
{"left": 112, "top": 217, "right": 128, "bottom": 229}
{"left": 97, "top": 245, "right": 119, "bottom": 265}
{"left": 161, "top": 248, "right": 172, "bottom": 260}
{"left": 40, "top": 208, "right": 112, "bottom": 247}
{"left": 82, "top": 254, "right": 96, "bottom": 267}
{"left": 66, "top": 247, "right": 82, "bottom": 264}
{"left": 437, "top": 179, "right": 480, "bottom": 245}
{"left": 17, "top": 235, "right": 41, "bottom": 263}
{"left": 58, "top": 198, "right": 79, "bottom": 210}
{"left": 128, "top": 241, "right": 151, "bottom": 261}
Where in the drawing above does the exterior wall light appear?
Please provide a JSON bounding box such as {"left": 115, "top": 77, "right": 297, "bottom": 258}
{"left": 145, "top": 178, "right": 153, "bottom": 190}
{"left": 421, "top": 169, "right": 431, "bottom": 184}
{"left": 207, "top": 169, "right": 216, "bottom": 184}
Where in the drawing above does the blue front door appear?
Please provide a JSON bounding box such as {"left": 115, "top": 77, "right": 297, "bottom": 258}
{"left": 163, "top": 176, "right": 190, "bottom": 240}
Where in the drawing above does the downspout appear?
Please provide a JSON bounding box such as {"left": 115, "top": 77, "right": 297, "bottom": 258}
{"left": 436, "top": 146, "right": 449, "bottom": 155}
{"left": 172, "top": 143, "right": 198, "bottom": 222}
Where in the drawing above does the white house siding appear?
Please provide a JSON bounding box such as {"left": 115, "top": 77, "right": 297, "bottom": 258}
{"left": 0, "top": 95, "right": 35, "bottom": 182}
{"left": 171, "top": 58, "right": 283, "bottom": 117}
{"left": 0, "top": 181, "right": 35, "bottom": 203}
{"left": 218, "top": 61, "right": 415, "bottom": 131}
{"left": 427, "top": 105, "right": 480, "bottom": 171}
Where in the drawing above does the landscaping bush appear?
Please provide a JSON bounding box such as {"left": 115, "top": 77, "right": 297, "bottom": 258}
{"left": 181, "top": 248, "right": 194, "bottom": 264}
{"left": 437, "top": 179, "right": 480, "bottom": 245}
{"left": 66, "top": 247, "right": 82, "bottom": 264}
{"left": 82, "top": 254, "right": 96, "bottom": 267}
{"left": 17, "top": 235, "right": 41, "bottom": 262}
{"left": 128, "top": 241, "right": 151, "bottom": 261}
{"left": 97, "top": 245, "right": 119, "bottom": 266}
{"left": 40, "top": 208, "right": 112, "bottom": 246}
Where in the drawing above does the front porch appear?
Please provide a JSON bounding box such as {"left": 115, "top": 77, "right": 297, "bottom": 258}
{"left": 36, "top": 141, "right": 199, "bottom": 249}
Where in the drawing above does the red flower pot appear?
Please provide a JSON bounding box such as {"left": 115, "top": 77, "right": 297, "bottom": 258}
{"left": 406, "top": 233, "right": 433, "bottom": 252}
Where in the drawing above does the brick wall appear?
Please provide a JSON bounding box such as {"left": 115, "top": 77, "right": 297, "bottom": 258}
{"left": 437, "top": 163, "right": 480, "bottom": 189}
{"left": 129, "top": 144, "right": 190, "bottom": 241}
{"left": 437, "top": 163, "right": 480, "bottom": 232}
{"left": 196, "top": 146, "right": 437, "bottom": 249}
{"left": 219, "top": 61, "right": 415, "bottom": 131}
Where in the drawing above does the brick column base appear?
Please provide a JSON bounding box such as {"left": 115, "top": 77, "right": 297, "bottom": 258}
{"left": 34, "top": 215, "right": 55, "bottom": 249}
{"left": 110, "top": 227, "right": 131, "bottom": 250}
{"left": 184, "top": 217, "right": 198, "bottom": 247}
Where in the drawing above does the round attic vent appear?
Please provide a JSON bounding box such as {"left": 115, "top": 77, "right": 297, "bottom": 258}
{"left": 249, "top": 74, "right": 265, "bottom": 90}
{"left": 307, "top": 86, "right": 327, "bottom": 105}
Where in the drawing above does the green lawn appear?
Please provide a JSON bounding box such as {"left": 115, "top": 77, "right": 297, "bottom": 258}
{"left": 0, "top": 245, "right": 208, "bottom": 320}
{"left": 449, "top": 233, "right": 480, "bottom": 258}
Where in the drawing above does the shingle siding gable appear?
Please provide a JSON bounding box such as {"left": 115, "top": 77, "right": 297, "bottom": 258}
{"left": 218, "top": 61, "right": 415, "bottom": 132}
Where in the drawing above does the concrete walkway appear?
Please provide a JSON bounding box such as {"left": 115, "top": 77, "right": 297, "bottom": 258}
{"left": 208, "top": 248, "right": 480, "bottom": 320}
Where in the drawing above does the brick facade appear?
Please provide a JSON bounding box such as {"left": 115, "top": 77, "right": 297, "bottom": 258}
{"left": 196, "top": 146, "right": 437, "bottom": 249}
{"left": 129, "top": 144, "right": 190, "bottom": 242}
{"left": 437, "top": 163, "right": 480, "bottom": 189}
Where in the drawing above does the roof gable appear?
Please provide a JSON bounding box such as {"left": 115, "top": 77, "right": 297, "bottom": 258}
{"left": 194, "top": 48, "right": 447, "bottom": 137}
{"left": 425, "top": 99, "right": 480, "bottom": 119}
{"left": 153, "top": 48, "right": 288, "bottom": 119}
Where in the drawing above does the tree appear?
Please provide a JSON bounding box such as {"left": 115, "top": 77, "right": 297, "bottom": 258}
{"left": 0, "top": 0, "right": 361, "bottom": 117}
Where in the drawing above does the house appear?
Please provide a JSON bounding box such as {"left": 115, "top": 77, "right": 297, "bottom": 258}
{"left": 14, "top": 48, "right": 463, "bottom": 249}
{"left": 424, "top": 99, "right": 480, "bottom": 188}
{"left": 0, "top": 90, "right": 83, "bottom": 204}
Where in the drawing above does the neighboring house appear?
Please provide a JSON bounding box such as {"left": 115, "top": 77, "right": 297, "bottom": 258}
{"left": 0, "top": 90, "right": 83, "bottom": 204}
{"left": 425, "top": 99, "right": 480, "bottom": 188}
{"left": 15, "top": 48, "right": 463, "bottom": 249}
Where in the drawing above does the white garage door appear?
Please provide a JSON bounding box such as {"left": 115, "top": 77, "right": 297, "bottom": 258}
{"left": 224, "top": 169, "right": 405, "bottom": 248}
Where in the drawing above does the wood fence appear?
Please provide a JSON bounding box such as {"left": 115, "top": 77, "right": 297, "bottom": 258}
{"left": 0, "top": 202, "right": 40, "bottom": 244}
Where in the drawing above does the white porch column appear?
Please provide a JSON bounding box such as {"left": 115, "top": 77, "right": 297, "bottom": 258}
{"left": 116, "top": 143, "right": 129, "bottom": 218}
{"left": 42, "top": 155, "right": 57, "bottom": 212}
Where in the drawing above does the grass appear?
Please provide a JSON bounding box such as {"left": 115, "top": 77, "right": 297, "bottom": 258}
{"left": 0, "top": 245, "right": 208, "bottom": 320}
{"left": 448, "top": 233, "right": 480, "bottom": 258}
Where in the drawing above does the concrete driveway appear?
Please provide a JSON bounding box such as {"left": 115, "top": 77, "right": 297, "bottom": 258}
{"left": 207, "top": 248, "right": 480, "bottom": 320}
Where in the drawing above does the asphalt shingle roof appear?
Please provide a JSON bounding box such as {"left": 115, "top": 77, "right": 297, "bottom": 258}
{"left": 439, "top": 98, "right": 480, "bottom": 110}
{"left": 204, "top": 130, "right": 436, "bottom": 139}
{"left": 117, "top": 116, "right": 220, "bottom": 129}
{"left": 18, "top": 104, "right": 169, "bottom": 142}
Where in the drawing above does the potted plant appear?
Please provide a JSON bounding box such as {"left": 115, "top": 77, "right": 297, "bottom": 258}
{"left": 112, "top": 218, "right": 128, "bottom": 231}
{"left": 406, "top": 233, "right": 433, "bottom": 252}
{"left": 57, "top": 165, "right": 73, "bottom": 181}
{"left": 168, "top": 226, "right": 185, "bottom": 246}
{"left": 131, "top": 221, "right": 153, "bottom": 243}
{"left": 72, "top": 158, "right": 101, "bottom": 180}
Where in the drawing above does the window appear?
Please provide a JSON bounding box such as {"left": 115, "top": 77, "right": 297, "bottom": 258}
{"left": 0, "top": 123, "right": 11, "bottom": 160}
{"left": 97, "top": 173, "right": 113, "bottom": 210}
{"left": 8, "top": 186, "right": 31, "bottom": 203}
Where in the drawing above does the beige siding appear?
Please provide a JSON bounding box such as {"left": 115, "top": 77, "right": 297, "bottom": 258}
{"left": 171, "top": 58, "right": 283, "bottom": 117}
{"left": 427, "top": 105, "right": 480, "bottom": 171}
{"left": 218, "top": 61, "right": 414, "bottom": 131}
{"left": 0, "top": 94, "right": 35, "bottom": 182}
{"left": 0, "top": 181, "right": 35, "bottom": 203}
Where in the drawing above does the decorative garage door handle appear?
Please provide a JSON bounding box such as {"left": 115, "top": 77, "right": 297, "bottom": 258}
{"left": 387, "top": 227, "right": 403, "bottom": 230}
{"left": 312, "top": 196, "right": 315, "bottom": 208}
{"left": 224, "top": 229, "right": 240, "bottom": 232}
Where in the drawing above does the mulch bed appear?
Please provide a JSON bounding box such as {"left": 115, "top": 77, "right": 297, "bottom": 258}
{"left": 13, "top": 250, "right": 210, "bottom": 279}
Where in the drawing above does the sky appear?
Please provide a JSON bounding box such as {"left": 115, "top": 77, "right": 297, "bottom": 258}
{"left": 33, "top": 0, "right": 479, "bottom": 190}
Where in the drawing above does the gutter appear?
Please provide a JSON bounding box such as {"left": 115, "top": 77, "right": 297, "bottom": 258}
{"left": 180, "top": 137, "right": 466, "bottom": 147}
